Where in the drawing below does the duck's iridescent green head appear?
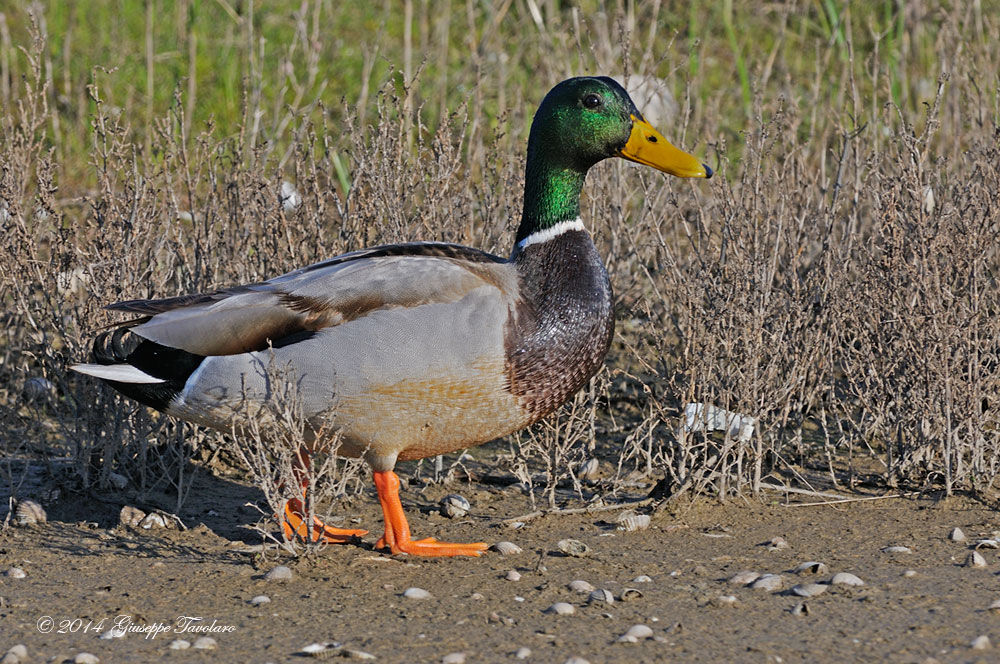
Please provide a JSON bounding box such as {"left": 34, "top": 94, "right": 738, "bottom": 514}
{"left": 528, "top": 76, "right": 712, "bottom": 179}
{"left": 516, "top": 77, "right": 711, "bottom": 247}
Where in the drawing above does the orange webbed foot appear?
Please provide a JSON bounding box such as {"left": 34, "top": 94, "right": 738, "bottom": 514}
{"left": 373, "top": 470, "right": 488, "bottom": 557}
{"left": 281, "top": 498, "right": 368, "bottom": 544}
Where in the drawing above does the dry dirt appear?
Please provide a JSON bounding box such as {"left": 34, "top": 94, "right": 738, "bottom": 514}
{"left": 3, "top": 465, "right": 1000, "bottom": 664}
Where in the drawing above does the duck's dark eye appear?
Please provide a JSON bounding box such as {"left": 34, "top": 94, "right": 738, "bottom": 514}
{"left": 582, "top": 93, "right": 602, "bottom": 109}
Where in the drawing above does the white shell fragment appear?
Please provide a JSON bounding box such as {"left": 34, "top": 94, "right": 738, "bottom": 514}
{"left": 965, "top": 551, "right": 988, "bottom": 568}
{"left": 119, "top": 505, "right": 146, "bottom": 528}
{"left": 100, "top": 627, "right": 126, "bottom": 639}
{"left": 577, "top": 458, "right": 600, "bottom": 481}
{"left": 300, "top": 642, "right": 340, "bottom": 657}
{"left": 882, "top": 546, "right": 912, "bottom": 554}
{"left": 563, "top": 658, "right": 591, "bottom": 664}
{"left": 830, "top": 572, "right": 865, "bottom": 587}
{"left": 3, "top": 645, "right": 28, "bottom": 664}
{"left": 440, "top": 494, "right": 471, "bottom": 519}
{"left": 619, "top": 588, "right": 644, "bottom": 601}
{"left": 250, "top": 595, "right": 271, "bottom": 606}
{"left": 949, "top": 527, "right": 968, "bottom": 543}
{"left": 505, "top": 570, "right": 521, "bottom": 582}
{"left": 791, "top": 583, "right": 828, "bottom": 597}
{"left": 280, "top": 181, "right": 302, "bottom": 212}
{"left": 767, "top": 536, "right": 789, "bottom": 551}
{"left": 5, "top": 567, "right": 26, "bottom": 579}
{"left": 545, "top": 602, "right": 576, "bottom": 615}
{"left": 14, "top": 499, "right": 46, "bottom": 526}
{"left": 617, "top": 514, "right": 651, "bottom": 532}
{"left": 557, "top": 539, "right": 590, "bottom": 557}
{"left": 588, "top": 588, "right": 615, "bottom": 605}
{"left": 568, "top": 580, "right": 595, "bottom": 594}
{"left": 988, "top": 599, "right": 1000, "bottom": 613}
{"left": 491, "top": 541, "right": 523, "bottom": 556}
{"left": 74, "top": 654, "right": 100, "bottom": 664}
{"left": 264, "top": 565, "right": 293, "bottom": 582}
{"left": 514, "top": 647, "right": 532, "bottom": 659}
{"left": 750, "top": 574, "right": 784, "bottom": 592}
{"left": 441, "top": 653, "right": 466, "bottom": 664}
{"left": 714, "top": 595, "right": 739, "bottom": 607}
{"left": 168, "top": 640, "right": 191, "bottom": 650}
{"left": 681, "top": 402, "right": 756, "bottom": 442}
{"left": 729, "top": 570, "right": 761, "bottom": 586}
{"left": 632, "top": 575, "right": 653, "bottom": 583}
{"left": 403, "top": 587, "right": 431, "bottom": 599}
{"left": 971, "top": 635, "right": 992, "bottom": 650}
{"left": 974, "top": 539, "right": 1000, "bottom": 550}
{"left": 192, "top": 637, "right": 217, "bottom": 650}
{"left": 791, "top": 602, "right": 809, "bottom": 616}
{"left": 140, "top": 512, "right": 169, "bottom": 530}
{"left": 792, "top": 561, "right": 829, "bottom": 576}
{"left": 617, "top": 624, "right": 654, "bottom": 643}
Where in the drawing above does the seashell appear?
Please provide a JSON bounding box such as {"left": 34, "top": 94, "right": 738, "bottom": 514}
{"left": 617, "top": 624, "right": 653, "bottom": 642}
{"left": 617, "top": 514, "right": 651, "bottom": 533}
{"left": 988, "top": 599, "right": 1000, "bottom": 613}
{"left": 514, "top": 647, "right": 532, "bottom": 659}
{"left": 168, "top": 640, "right": 191, "bottom": 650}
{"left": 791, "top": 602, "right": 809, "bottom": 616}
{"left": 568, "top": 579, "right": 595, "bottom": 594}
{"left": 250, "top": 595, "right": 271, "bottom": 606}
{"left": 491, "top": 541, "right": 522, "bottom": 556}
{"left": 588, "top": 588, "right": 614, "bottom": 605}
{"left": 632, "top": 575, "right": 652, "bottom": 583}
{"left": 557, "top": 539, "right": 590, "bottom": 557}
{"left": 965, "top": 551, "right": 988, "bottom": 568}
{"left": 563, "top": 658, "right": 591, "bottom": 664}
{"left": 108, "top": 472, "right": 128, "bottom": 490}
{"left": 505, "top": 570, "right": 521, "bottom": 582}
{"left": 74, "top": 654, "right": 100, "bottom": 664}
{"left": 714, "top": 595, "right": 739, "bottom": 607}
{"left": 577, "top": 458, "right": 600, "bottom": 481}
{"left": 902, "top": 570, "right": 917, "bottom": 577}
{"left": 100, "top": 627, "right": 126, "bottom": 639}
{"left": 192, "top": 637, "right": 217, "bottom": 650}
{"left": 5, "top": 567, "right": 26, "bottom": 579}
{"left": 971, "top": 635, "right": 992, "bottom": 650}
{"left": 949, "top": 527, "right": 967, "bottom": 543}
{"left": 403, "top": 587, "right": 431, "bottom": 599}
{"left": 766, "top": 536, "right": 789, "bottom": 551}
{"left": 619, "top": 588, "right": 643, "bottom": 601}
{"left": 264, "top": 565, "right": 293, "bottom": 582}
{"left": 791, "top": 583, "right": 827, "bottom": 597}
{"left": 140, "top": 512, "right": 169, "bottom": 529}
{"left": 881, "top": 545, "right": 912, "bottom": 554}
{"left": 14, "top": 499, "right": 46, "bottom": 526}
{"left": 545, "top": 602, "right": 575, "bottom": 615}
{"left": 441, "top": 653, "right": 466, "bottom": 664}
{"left": 830, "top": 572, "right": 864, "bottom": 587}
{"left": 300, "top": 642, "right": 340, "bottom": 658}
{"left": 119, "top": 505, "right": 146, "bottom": 528}
{"left": 792, "top": 561, "right": 828, "bottom": 576}
{"left": 729, "top": 570, "right": 761, "bottom": 586}
{"left": 750, "top": 574, "right": 784, "bottom": 592}
{"left": 3, "top": 645, "right": 28, "bottom": 664}
{"left": 440, "top": 494, "right": 470, "bottom": 519}
{"left": 974, "top": 538, "right": 1000, "bottom": 550}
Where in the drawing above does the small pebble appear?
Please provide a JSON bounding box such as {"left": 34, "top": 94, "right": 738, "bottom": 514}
{"left": 728, "top": 570, "right": 761, "bottom": 586}
{"left": 903, "top": 570, "right": 917, "bottom": 577}
{"left": 4, "top": 567, "right": 26, "bottom": 579}
{"left": 470, "top": 592, "right": 484, "bottom": 600}
{"left": 404, "top": 587, "right": 432, "bottom": 599}
{"left": 965, "top": 551, "right": 988, "bottom": 568}
{"left": 882, "top": 545, "right": 912, "bottom": 554}
{"left": 949, "top": 527, "right": 967, "bottom": 543}
{"left": 441, "top": 652, "right": 466, "bottom": 664}
{"left": 751, "top": 574, "right": 784, "bottom": 592}
{"left": 3, "top": 645, "right": 28, "bottom": 664}
{"left": 545, "top": 602, "right": 576, "bottom": 615}
{"left": 563, "top": 658, "right": 591, "bottom": 664}
{"left": 791, "top": 583, "right": 828, "bottom": 598}
{"left": 557, "top": 539, "right": 590, "bottom": 557}
{"left": 971, "top": 635, "right": 991, "bottom": 650}
{"left": 505, "top": 570, "right": 521, "bottom": 582}
{"left": 830, "top": 572, "right": 865, "bottom": 587}
{"left": 714, "top": 595, "right": 739, "bottom": 607}
{"left": 192, "top": 637, "right": 217, "bottom": 650}
{"left": 250, "top": 595, "right": 271, "bottom": 605}
{"left": 168, "top": 640, "right": 191, "bottom": 650}
{"left": 74, "top": 654, "right": 99, "bottom": 664}
{"left": 514, "top": 647, "right": 532, "bottom": 659}
{"left": 264, "top": 565, "right": 293, "bottom": 582}
{"left": 100, "top": 627, "right": 126, "bottom": 639}
{"left": 632, "top": 575, "right": 652, "bottom": 583}
{"left": 568, "top": 579, "right": 595, "bottom": 594}
{"left": 792, "top": 561, "right": 829, "bottom": 575}
{"left": 491, "top": 541, "right": 523, "bottom": 555}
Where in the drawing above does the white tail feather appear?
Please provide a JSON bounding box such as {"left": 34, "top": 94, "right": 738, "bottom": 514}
{"left": 71, "top": 363, "right": 166, "bottom": 384}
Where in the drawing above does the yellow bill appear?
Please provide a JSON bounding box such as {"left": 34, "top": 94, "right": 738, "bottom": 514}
{"left": 619, "top": 115, "right": 713, "bottom": 178}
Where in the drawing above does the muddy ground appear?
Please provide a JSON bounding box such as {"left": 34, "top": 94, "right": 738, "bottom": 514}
{"left": 2, "top": 462, "right": 1000, "bottom": 664}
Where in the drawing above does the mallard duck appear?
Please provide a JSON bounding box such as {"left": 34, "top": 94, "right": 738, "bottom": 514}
{"left": 72, "top": 77, "right": 711, "bottom": 557}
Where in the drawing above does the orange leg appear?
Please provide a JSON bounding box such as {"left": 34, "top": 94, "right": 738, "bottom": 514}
{"left": 373, "top": 470, "right": 487, "bottom": 557}
{"left": 279, "top": 450, "right": 368, "bottom": 544}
